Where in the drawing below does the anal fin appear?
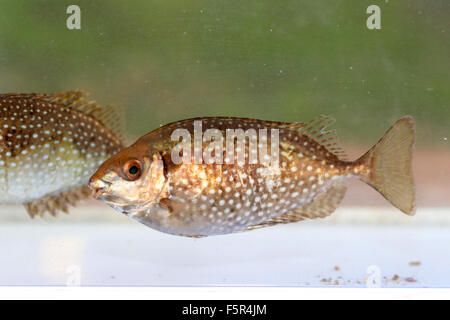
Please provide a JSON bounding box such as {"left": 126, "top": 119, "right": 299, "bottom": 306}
{"left": 242, "top": 183, "right": 347, "bottom": 232}
{"left": 24, "top": 186, "right": 91, "bottom": 218}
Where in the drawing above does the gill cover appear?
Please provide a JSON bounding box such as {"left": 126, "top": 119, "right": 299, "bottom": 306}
{"left": 148, "top": 153, "right": 168, "bottom": 203}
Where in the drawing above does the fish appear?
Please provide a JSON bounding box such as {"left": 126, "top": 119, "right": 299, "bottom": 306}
{"left": 0, "top": 91, "right": 125, "bottom": 217}
{"left": 89, "top": 115, "right": 415, "bottom": 237}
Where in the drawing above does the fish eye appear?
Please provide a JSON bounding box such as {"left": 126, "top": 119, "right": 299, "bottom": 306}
{"left": 129, "top": 166, "right": 139, "bottom": 175}
{"left": 123, "top": 159, "right": 142, "bottom": 181}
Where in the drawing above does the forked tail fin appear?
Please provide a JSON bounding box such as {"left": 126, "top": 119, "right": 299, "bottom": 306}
{"left": 358, "top": 116, "right": 416, "bottom": 215}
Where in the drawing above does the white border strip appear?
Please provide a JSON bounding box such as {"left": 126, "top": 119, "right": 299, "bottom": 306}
{"left": 1, "top": 287, "right": 450, "bottom": 300}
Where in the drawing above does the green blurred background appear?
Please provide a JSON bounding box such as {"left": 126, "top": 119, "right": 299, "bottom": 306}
{"left": 0, "top": 0, "right": 448, "bottom": 147}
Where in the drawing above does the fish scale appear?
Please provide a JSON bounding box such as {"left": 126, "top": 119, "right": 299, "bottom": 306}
{"left": 160, "top": 139, "right": 340, "bottom": 234}
{"left": 90, "top": 115, "right": 416, "bottom": 237}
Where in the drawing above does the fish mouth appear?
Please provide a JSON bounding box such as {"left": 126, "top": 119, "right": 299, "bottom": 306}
{"left": 89, "top": 186, "right": 148, "bottom": 215}
{"left": 88, "top": 179, "right": 112, "bottom": 199}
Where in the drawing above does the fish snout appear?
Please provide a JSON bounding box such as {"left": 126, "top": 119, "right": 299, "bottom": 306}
{"left": 89, "top": 178, "right": 110, "bottom": 199}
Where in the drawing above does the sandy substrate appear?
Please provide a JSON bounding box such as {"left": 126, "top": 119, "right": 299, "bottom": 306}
{"left": 0, "top": 213, "right": 448, "bottom": 287}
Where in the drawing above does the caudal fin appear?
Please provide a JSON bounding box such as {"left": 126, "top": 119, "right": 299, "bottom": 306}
{"left": 359, "top": 116, "right": 416, "bottom": 215}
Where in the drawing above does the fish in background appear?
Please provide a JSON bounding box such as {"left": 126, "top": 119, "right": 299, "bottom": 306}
{"left": 89, "top": 115, "right": 415, "bottom": 237}
{"left": 0, "top": 91, "right": 125, "bottom": 217}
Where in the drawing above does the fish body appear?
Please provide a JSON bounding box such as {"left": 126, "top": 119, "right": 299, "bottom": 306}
{"left": 90, "top": 115, "right": 415, "bottom": 237}
{"left": 0, "top": 92, "right": 124, "bottom": 217}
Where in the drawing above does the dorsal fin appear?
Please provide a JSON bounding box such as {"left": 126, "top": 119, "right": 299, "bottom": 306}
{"left": 24, "top": 186, "right": 91, "bottom": 218}
{"left": 41, "top": 91, "right": 126, "bottom": 144}
{"left": 288, "top": 115, "right": 348, "bottom": 160}
{"left": 241, "top": 183, "right": 347, "bottom": 232}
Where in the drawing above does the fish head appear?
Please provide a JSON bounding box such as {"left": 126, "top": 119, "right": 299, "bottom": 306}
{"left": 89, "top": 142, "right": 167, "bottom": 214}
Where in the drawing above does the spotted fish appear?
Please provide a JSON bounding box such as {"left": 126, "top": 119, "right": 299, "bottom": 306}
{"left": 89, "top": 115, "right": 415, "bottom": 237}
{"left": 0, "top": 91, "right": 125, "bottom": 217}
